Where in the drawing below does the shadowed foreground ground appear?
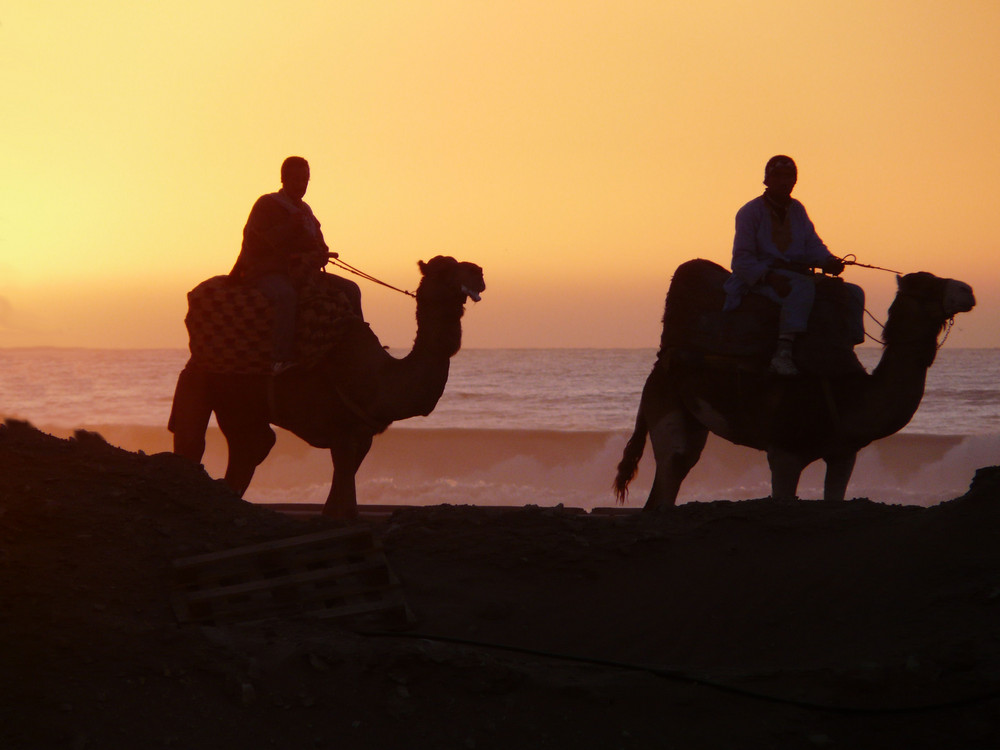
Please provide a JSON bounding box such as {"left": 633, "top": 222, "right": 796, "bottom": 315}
{"left": 2, "top": 420, "right": 998, "bottom": 749}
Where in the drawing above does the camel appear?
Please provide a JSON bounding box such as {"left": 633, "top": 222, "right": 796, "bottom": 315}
{"left": 168, "top": 255, "right": 485, "bottom": 520}
{"left": 614, "top": 260, "right": 975, "bottom": 508}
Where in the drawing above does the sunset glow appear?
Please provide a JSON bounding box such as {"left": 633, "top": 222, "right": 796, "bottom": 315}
{"left": 3, "top": 1, "right": 999, "bottom": 348}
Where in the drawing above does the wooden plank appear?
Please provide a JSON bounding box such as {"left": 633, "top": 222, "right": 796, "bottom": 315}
{"left": 313, "top": 592, "right": 412, "bottom": 625}
{"left": 172, "top": 526, "right": 374, "bottom": 569}
{"left": 174, "top": 578, "right": 404, "bottom": 625}
{"left": 171, "top": 526, "right": 412, "bottom": 628}
{"left": 179, "top": 558, "right": 392, "bottom": 604}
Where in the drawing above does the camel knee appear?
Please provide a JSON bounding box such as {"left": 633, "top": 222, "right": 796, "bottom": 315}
{"left": 223, "top": 435, "right": 274, "bottom": 498}
{"left": 242, "top": 428, "right": 277, "bottom": 466}
{"left": 221, "top": 424, "right": 276, "bottom": 491}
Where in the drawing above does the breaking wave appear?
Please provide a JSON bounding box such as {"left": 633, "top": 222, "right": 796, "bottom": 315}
{"left": 38, "top": 424, "right": 999, "bottom": 509}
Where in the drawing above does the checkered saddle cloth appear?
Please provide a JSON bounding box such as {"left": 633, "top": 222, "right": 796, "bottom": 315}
{"left": 185, "top": 274, "right": 355, "bottom": 374}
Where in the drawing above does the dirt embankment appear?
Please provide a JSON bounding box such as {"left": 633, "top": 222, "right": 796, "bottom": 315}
{"left": 2, "top": 420, "right": 999, "bottom": 749}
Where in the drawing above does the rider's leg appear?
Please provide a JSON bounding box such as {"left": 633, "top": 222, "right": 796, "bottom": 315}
{"left": 755, "top": 271, "right": 816, "bottom": 375}
{"left": 255, "top": 273, "right": 298, "bottom": 365}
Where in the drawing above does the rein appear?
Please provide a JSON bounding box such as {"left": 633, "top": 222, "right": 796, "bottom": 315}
{"left": 839, "top": 254, "right": 903, "bottom": 275}
{"left": 327, "top": 253, "right": 417, "bottom": 299}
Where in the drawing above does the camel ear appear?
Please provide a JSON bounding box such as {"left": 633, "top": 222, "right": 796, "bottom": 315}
{"left": 896, "top": 274, "right": 902, "bottom": 288}
{"left": 418, "top": 260, "right": 427, "bottom": 273}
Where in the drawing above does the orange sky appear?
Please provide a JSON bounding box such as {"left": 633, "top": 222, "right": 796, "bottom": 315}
{"left": 2, "top": 1, "right": 999, "bottom": 349}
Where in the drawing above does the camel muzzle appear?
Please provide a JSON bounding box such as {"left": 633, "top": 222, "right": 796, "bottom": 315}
{"left": 944, "top": 280, "right": 975, "bottom": 317}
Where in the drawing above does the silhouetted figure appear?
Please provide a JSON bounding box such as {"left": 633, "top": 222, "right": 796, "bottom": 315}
{"left": 230, "top": 156, "right": 362, "bottom": 373}
{"left": 723, "top": 155, "right": 864, "bottom": 376}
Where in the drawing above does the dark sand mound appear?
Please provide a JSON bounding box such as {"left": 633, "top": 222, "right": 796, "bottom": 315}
{"left": 2, "top": 420, "right": 999, "bottom": 749}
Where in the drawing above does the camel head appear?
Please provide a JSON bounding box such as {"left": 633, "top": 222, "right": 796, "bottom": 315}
{"left": 884, "top": 272, "right": 975, "bottom": 365}
{"left": 894, "top": 272, "right": 975, "bottom": 318}
{"left": 417, "top": 255, "right": 486, "bottom": 305}
{"left": 943, "top": 278, "right": 976, "bottom": 317}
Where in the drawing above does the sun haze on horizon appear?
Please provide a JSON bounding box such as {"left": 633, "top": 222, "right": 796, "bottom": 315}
{"left": 2, "top": 1, "right": 998, "bottom": 350}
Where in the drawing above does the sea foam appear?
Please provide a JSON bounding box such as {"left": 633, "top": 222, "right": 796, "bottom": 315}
{"left": 37, "top": 424, "right": 997, "bottom": 509}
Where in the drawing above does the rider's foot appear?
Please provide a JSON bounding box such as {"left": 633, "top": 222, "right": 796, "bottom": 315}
{"left": 768, "top": 348, "right": 799, "bottom": 377}
{"left": 272, "top": 361, "right": 297, "bottom": 376}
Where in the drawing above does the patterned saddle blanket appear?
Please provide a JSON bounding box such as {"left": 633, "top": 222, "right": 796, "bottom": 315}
{"left": 185, "top": 273, "right": 356, "bottom": 374}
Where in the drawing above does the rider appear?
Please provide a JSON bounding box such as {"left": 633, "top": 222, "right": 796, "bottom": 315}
{"left": 722, "top": 155, "right": 865, "bottom": 376}
{"left": 230, "top": 156, "right": 363, "bottom": 374}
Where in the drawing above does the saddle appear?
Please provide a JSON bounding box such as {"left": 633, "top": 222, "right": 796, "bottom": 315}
{"left": 185, "top": 273, "right": 356, "bottom": 374}
{"left": 659, "top": 259, "right": 865, "bottom": 377}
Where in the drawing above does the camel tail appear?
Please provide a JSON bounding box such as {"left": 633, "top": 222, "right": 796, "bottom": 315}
{"left": 614, "top": 412, "right": 648, "bottom": 505}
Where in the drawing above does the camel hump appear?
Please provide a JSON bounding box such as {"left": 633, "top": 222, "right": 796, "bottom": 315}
{"left": 184, "top": 274, "right": 357, "bottom": 374}
{"left": 659, "top": 259, "right": 863, "bottom": 376}
{"left": 660, "top": 259, "right": 770, "bottom": 357}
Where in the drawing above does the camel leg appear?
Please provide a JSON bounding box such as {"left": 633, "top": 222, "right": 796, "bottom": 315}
{"left": 767, "top": 449, "right": 807, "bottom": 500}
{"left": 168, "top": 365, "right": 211, "bottom": 463}
{"left": 823, "top": 453, "right": 857, "bottom": 501}
{"left": 644, "top": 408, "right": 709, "bottom": 512}
{"left": 216, "top": 414, "right": 276, "bottom": 498}
{"left": 324, "top": 434, "right": 373, "bottom": 521}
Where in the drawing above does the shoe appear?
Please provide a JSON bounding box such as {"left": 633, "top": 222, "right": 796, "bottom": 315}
{"left": 272, "top": 361, "right": 297, "bottom": 376}
{"left": 768, "top": 349, "right": 800, "bottom": 377}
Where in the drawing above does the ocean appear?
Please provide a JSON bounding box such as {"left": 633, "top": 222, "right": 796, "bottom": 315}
{"left": 1, "top": 347, "right": 998, "bottom": 508}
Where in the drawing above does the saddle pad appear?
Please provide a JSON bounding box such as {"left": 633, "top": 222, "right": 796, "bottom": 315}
{"left": 660, "top": 259, "right": 864, "bottom": 377}
{"left": 185, "top": 274, "right": 354, "bottom": 374}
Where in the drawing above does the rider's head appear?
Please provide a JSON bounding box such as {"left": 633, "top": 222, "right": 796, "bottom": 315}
{"left": 763, "top": 155, "right": 797, "bottom": 200}
{"left": 280, "top": 156, "right": 310, "bottom": 202}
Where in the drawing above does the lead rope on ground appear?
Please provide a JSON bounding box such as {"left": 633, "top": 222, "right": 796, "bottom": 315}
{"left": 327, "top": 253, "right": 417, "bottom": 298}
{"left": 356, "top": 629, "right": 1000, "bottom": 716}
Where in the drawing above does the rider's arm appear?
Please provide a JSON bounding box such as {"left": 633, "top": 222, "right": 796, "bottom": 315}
{"left": 730, "top": 200, "right": 772, "bottom": 287}
{"left": 237, "top": 195, "right": 293, "bottom": 276}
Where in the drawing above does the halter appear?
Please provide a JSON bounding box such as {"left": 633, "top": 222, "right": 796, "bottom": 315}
{"left": 879, "top": 284, "right": 956, "bottom": 353}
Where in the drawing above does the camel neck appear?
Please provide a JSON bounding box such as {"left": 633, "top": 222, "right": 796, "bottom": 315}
{"left": 866, "top": 337, "right": 935, "bottom": 438}
{"left": 413, "top": 298, "right": 464, "bottom": 359}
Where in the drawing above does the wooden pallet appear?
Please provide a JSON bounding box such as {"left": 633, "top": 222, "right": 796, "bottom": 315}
{"left": 171, "top": 526, "right": 412, "bottom": 628}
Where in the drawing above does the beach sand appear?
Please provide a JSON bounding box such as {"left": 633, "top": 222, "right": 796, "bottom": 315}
{"left": 2, "top": 419, "right": 998, "bottom": 749}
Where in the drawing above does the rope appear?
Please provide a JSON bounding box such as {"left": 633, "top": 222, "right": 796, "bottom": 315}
{"left": 863, "top": 308, "right": 888, "bottom": 343}
{"left": 839, "top": 253, "right": 903, "bottom": 275}
{"left": 358, "top": 629, "right": 1000, "bottom": 715}
{"left": 327, "top": 253, "right": 417, "bottom": 298}
{"left": 862, "top": 295, "right": 956, "bottom": 349}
